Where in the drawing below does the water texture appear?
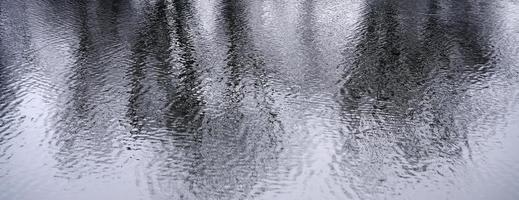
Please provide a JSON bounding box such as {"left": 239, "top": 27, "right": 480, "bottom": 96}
{"left": 1, "top": 0, "right": 519, "bottom": 199}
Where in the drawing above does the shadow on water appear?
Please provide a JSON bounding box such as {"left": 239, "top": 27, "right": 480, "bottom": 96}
{"left": 337, "top": 0, "right": 497, "bottom": 197}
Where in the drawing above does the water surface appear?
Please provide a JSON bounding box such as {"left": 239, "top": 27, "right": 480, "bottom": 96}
{"left": 1, "top": 0, "right": 519, "bottom": 199}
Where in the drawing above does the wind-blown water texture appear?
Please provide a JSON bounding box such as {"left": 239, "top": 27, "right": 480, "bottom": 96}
{"left": 1, "top": 0, "right": 519, "bottom": 199}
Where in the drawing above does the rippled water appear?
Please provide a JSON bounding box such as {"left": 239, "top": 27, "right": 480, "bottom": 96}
{"left": 1, "top": 0, "right": 519, "bottom": 199}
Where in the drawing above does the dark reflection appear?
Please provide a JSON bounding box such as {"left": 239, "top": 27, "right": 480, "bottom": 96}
{"left": 122, "top": 0, "right": 283, "bottom": 198}
{"left": 0, "top": 0, "right": 34, "bottom": 116}
{"left": 338, "top": 0, "right": 496, "bottom": 196}
{"left": 126, "top": 0, "right": 176, "bottom": 136}
{"left": 178, "top": 0, "right": 283, "bottom": 198}
{"left": 51, "top": 0, "right": 127, "bottom": 178}
{"left": 1, "top": 0, "right": 519, "bottom": 199}
{"left": 0, "top": 49, "right": 8, "bottom": 166}
{"left": 159, "top": 1, "right": 207, "bottom": 198}
{"left": 0, "top": 1, "right": 31, "bottom": 166}
{"left": 163, "top": 0, "right": 204, "bottom": 135}
{"left": 297, "top": 0, "right": 322, "bottom": 84}
{"left": 449, "top": 0, "right": 495, "bottom": 82}
{"left": 121, "top": 2, "right": 206, "bottom": 198}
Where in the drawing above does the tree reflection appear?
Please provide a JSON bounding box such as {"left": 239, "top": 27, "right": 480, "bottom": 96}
{"left": 338, "top": 0, "right": 496, "bottom": 196}
{"left": 52, "top": 0, "right": 126, "bottom": 178}
{"left": 177, "top": 0, "right": 283, "bottom": 198}
{"left": 0, "top": 1, "right": 33, "bottom": 166}
{"left": 122, "top": 0, "right": 283, "bottom": 198}
{"left": 126, "top": 0, "right": 174, "bottom": 136}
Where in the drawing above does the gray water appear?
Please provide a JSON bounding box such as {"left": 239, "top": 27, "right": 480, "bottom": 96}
{"left": 1, "top": 0, "right": 519, "bottom": 199}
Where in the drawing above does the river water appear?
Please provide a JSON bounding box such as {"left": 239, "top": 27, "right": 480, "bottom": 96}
{"left": 1, "top": 0, "right": 519, "bottom": 199}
